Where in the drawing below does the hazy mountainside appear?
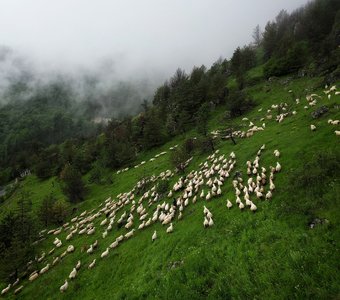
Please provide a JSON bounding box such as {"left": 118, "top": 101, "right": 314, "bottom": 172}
{"left": 0, "top": 0, "right": 339, "bottom": 298}
{"left": 0, "top": 74, "right": 339, "bottom": 299}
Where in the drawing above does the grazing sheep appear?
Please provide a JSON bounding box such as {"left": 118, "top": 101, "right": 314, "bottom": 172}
{"left": 166, "top": 223, "right": 173, "bottom": 233}
{"left": 13, "top": 278, "right": 19, "bottom": 287}
{"left": 67, "top": 245, "right": 75, "bottom": 253}
{"left": 66, "top": 232, "right": 73, "bottom": 241}
{"left": 101, "top": 248, "right": 109, "bottom": 258}
{"left": 275, "top": 162, "right": 281, "bottom": 173}
{"left": 110, "top": 240, "right": 119, "bottom": 249}
{"left": 76, "top": 260, "right": 81, "bottom": 270}
{"left": 208, "top": 218, "right": 214, "bottom": 227}
{"left": 310, "top": 124, "right": 316, "bottom": 131}
{"left": 203, "top": 217, "right": 209, "bottom": 227}
{"left": 88, "top": 259, "right": 96, "bottom": 269}
{"left": 335, "top": 130, "right": 340, "bottom": 136}
{"left": 60, "top": 280, "right": 68, "bottom": 293}
{"left": 226, "top": 200, "right": 233, "bottom": 209}
{"left": 52, "top": 257, "right": 59, "bottom": 266}
{"left": 87, "top": 227, "right": 95, "bottom": 235}
{"left": 40, "top": 264, "right": 50, "bottom": 274}
{"left": 14, "top": 285, "right": 23, "bottom": 295}
{"left": 274, "top": 150, "right": 280, "bottom": 157}
{"left": 1, "top": 284, "right": 11, "bottom": 295}
{"left": 116, "top": 235, "right": 124, "bottom": 242}
{"left": 124, "top": 229, "right": 135, "bottom": 239}
{"left": 69, "top": 268, "right": 77, "bottom": 279}
{"left": 250, "top": 202, "right": 257, "bottom": 212}
{"left": 152, "top": 230, "right": 157, "bottom": 242}
{"left": 87, "top": 245, "right": 94, "bottom": 254}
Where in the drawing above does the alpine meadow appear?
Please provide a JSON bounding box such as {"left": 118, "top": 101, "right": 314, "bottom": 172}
{"left": 0, "top": 0, "right": 339, "bottom": 299}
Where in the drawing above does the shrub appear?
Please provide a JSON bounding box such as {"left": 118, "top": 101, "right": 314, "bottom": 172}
{"left": 227, "top": 91, "right": 255, "bottom": 117}
{"left": 156, "top": 180, "right": 170, "bottom": 196}
{"left": 60, "top": 163, "right": 86, "bottom": 203}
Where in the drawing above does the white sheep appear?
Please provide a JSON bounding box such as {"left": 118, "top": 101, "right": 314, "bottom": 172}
{"left": 310, "top": 124, "right": 316, "bottom": 131}
{"left": 1, "top": 284, "right": 11, "bottom": 295}
{"left": 203, "top": 217, "right": 209, "bottom": 227}
{"left": 125, "top": 229, "right": 135, "bottom": 239}
{"left": 67, "top": 245, "right": 75, "bottom": 253}
{"left": 66, "top": 232, "right": 73, "bottom": 241}
{"left": 76, "top": 260, "right": 81, "bottom": 270}
{"left": 69, "top": 268, "right": 77, "bottom": 279}
{"left": 52, "top": 257, "right": 59, "bottom": 266}
{"left": 60, "top": 280, "right": 68, "bottom": 293}
{"left": 88, "top": 259, "right": 96, "bottom": 269}
{"left": 40, "top": 264, "right": 50, "bottom": 274}
{"left": 275, "top": 162, "right": 281, "bottom": 173}
{"left": 152, "top": 230, "right": 157, "bottom": 242}
{"left": 265, "top": 191, "right": 272, "bottom": 200}
{"left": 226, "top": 200, "right": 233, "bottom": 209}
{"left": 101, "top": 248, "right": 109, "bottom": 259}
{"left": 110, "top": 240, "right": 119, "bottom": 249}
{"left": 335, "top": 130, "right": 340, "bottom": 136}
{"left": 14, "top": 286, "right": 23, "bottom": 295}
{"left": 166, "top": 223, "right": 173, "bottom": 233}
{"left": 250, "top": 202, "right": 257, "bottom": 212}
{"left": 87, "top": 245, "right": 94, "bottom": 254}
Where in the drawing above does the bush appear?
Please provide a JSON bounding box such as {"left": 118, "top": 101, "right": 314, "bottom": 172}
{"left": 60, "top": 164, "right": 86, "bottom": 203}
{"left": 227, "top": 91, "right": 255, "bottom": 117}
{"left": 156, "top": 180, "right": 170, "bottom": 196}
{"left": 170, "top": 147, "right": 190, "bottom": 173}
{"left": 197, "top": 136, "right": 215, "bottom": 154}
{"left": 264, "top": 42, "right": 310, "bottom": 77}
{"left": 0, "top": 168, "right": 12, "bottom": 185}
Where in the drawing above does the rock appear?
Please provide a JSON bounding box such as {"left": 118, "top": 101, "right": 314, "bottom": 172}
{"left": 311, "top": 106, "right": 329, "bottom": 119}
{"left": 309, "top": 217, "right": 329, "bottom": 229}
{"left": 168, "top": 260, "right": 184, "bottom": 269}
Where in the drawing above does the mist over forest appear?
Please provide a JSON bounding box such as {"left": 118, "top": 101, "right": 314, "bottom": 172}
{"left": 0, "top": 45, "right": 160, "bottom": 119}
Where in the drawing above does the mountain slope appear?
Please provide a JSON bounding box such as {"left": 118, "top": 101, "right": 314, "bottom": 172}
{"left": 1, "top": 75, "right": 340, "bottom": 299}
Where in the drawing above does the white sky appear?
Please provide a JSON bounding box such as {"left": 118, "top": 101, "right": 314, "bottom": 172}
{"left": 0, "top": 0, "right": 310, "bottom": 80}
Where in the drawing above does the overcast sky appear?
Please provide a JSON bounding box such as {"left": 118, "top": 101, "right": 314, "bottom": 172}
{"left": 0, "top": 0, "right": 310, "bottom": 80}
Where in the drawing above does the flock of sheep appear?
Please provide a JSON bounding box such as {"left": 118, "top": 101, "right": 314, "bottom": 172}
{"left": 1, "top": 84, "right": 338, "bottom": 297}
{"left": 1, "top": 142, "right": 281, "bottom": 296}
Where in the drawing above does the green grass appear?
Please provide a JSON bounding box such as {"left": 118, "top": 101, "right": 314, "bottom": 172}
{"left": 1, "top": 75, "right": 340, "bottom": 299}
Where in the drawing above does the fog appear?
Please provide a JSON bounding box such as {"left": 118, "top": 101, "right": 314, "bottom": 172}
{"left": 0, "top": 0, "right": 310, "bottom": 114}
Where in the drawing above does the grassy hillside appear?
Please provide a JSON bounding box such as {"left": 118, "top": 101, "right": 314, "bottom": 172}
{"left": 1, "top": 75, "right": 340, "bottom": 299}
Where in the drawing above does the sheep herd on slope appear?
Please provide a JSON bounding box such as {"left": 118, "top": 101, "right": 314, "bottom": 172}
{"left": 1, "top": 84, "right": 339, "bottom": 296}
{"left": 1, "top": 143, "right": 282, "bottom": 296}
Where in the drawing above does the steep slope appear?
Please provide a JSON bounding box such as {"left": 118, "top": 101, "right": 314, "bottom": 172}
{"left": 1, "top": 75, "right": 340, "bottom": 299}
